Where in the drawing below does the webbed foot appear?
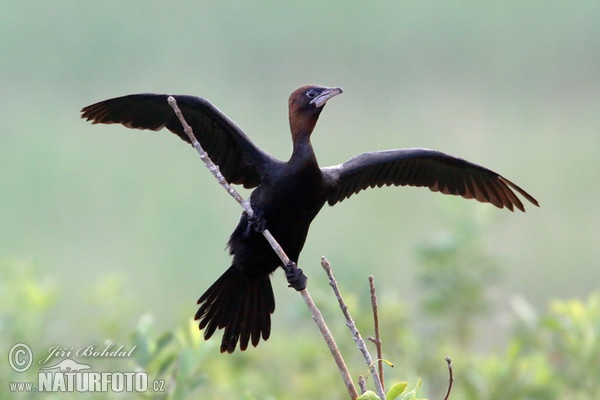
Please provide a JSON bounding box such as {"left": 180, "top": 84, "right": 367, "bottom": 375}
{"left": 283, "top": 261, "right": 307, "bottom": 291}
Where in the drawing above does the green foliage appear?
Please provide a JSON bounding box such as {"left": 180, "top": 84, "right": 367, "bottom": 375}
{"left": 453, "top": 294, "right": 600, "bottom": 400}
{"left": 358, "top": 390, "right": 381, "bottom": 400}
{"left": 416, "top": 209, "right": 501, "bottom": 347}
{"left": 357, "top": 380, "right": 426, "bottom": 400}
{"left": 1, "top": 251, "right": 599, "bottom": 399}
{"left": 410, "top": 213, "right": 600, "bottom": 399}
{"left": 129, "top": 316, "right": 208, "bottom": 399}
{"left": 543, "top": 293, "right": 600, "bottom": 395}
{"left": 385, "top": 382, "right": 408, "bottom": 400}
{"left": 398, "top": 380, "right": 426, "bottom": 400}
{"left": 388, "top": 380, "right": 426, "bottom": 400}
{"left": 0, "top": 259, "right": 56, "bottom": 344}
{"left": 0, "top": 259, "right": 58, "bottom": 398}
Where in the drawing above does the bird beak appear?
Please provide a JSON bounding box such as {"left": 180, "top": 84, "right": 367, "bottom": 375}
{"left": 310, "top": 87, "right": 343, "bottom": 108}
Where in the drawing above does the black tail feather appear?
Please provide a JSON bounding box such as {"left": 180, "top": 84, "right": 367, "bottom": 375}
{"left": 195, "top": 266, "right": 275, "bottom": 353}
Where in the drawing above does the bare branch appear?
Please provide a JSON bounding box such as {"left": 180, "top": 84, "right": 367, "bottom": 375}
{"left": 167, "top": 97, "right": 358, "bottom": 400}
{"left": 321, "top": 257, "right": 385, "bottom": 400}
{"left": 443, "top": 356, "right": 454, "bottom": 400}
{"left": 368, "top": 275, "right": 384, "bottom": 390}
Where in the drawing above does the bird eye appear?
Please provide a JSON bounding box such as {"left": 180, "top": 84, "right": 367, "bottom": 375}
{"left": 306, "top": 89, "right": 318, "bottom": 99}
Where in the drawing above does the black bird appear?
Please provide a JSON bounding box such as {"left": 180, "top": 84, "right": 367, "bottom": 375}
{"left": 81, "top": 85, "right": 538, "bottom": 353}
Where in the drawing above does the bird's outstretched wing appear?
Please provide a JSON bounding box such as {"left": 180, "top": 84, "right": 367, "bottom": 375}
{"left": 81, "top": 94, "right": 279, "bottom": 188}
{"left": 322, "top": 148, "right": 539, "bottom": 211}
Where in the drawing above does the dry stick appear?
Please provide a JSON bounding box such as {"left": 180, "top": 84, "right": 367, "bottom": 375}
{"left": 166, "top": 97, "right": 359, "bottom": 400}
{"left": 358, "top": 375, "right": 368, "bottom": 394}
{"left": 367, "top": 275, "right": 384, "bottom": 390}
{"left": 443, "top": 357, "right": 454, "bottom": 400}
{"left": 321, "top": 257, "right": 386, "bottom": 400}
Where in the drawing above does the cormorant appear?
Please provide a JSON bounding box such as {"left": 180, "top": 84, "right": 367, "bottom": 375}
{"left": 81, "top": 85, "right": 538, "bottom": 353}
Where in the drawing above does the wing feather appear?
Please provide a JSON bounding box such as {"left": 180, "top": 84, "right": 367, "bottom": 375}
{"left": 81, "top": 94, "right": 280, "bottom": 188}
{"left": 322, "top": 148, "right": 539, "bottom": 211}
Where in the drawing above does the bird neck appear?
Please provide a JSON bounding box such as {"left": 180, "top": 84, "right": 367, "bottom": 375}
{"left": 289, "top": 109, "right": 321, "bottom": 164}
{"left": 290, "top": 134, "right": 317, "bottom": 164}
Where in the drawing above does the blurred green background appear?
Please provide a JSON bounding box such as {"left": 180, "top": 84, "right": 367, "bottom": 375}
{"left": 2, "top": 1, "right": 599, "bottom": 398}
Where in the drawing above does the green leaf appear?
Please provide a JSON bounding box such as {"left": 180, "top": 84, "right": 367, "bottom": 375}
{"left": 399, "top": 379, "right": 422, "bottom": 400}
{"left": 357, "top": 390, "right": 381, "bottom": 400}
{"left": 386, "top": 382, "right": 408, "bottom": 400}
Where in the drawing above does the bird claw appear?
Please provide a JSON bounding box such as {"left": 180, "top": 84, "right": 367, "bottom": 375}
{"left": 284, "top": 261, "right": 307, "bottom": 291}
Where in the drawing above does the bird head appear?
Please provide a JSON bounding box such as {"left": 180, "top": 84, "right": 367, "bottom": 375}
{"left": 288, "top": 85, "right": 343, "bottom": 140}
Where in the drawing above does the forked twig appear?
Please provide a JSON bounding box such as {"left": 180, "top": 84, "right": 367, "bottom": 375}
{"left": 167, "top": 96, "right": 359, "bottom": 400}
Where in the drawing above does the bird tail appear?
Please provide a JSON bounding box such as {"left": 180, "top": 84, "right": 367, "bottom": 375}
{"left": 195, "top": 265, "right": 275, "bottom": 353}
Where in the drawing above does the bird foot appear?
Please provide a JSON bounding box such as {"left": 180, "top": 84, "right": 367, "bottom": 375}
{"left": 248, "top": 210, "right": 267, "bottom": 233}
{"left": 284, "top": 261, "right": 307, "bottom": 291}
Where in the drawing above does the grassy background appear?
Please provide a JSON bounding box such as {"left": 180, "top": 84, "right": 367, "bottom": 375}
{"left": 1, "top": 1, "right": 599, "bottom": 397}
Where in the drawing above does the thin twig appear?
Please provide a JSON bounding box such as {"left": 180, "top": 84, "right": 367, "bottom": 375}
{"left": 321, "top": 257, "right": 385, "bottom": 400}
{"left": 443, "top": 356, "right": 454, "bottom": 400}
{"left": 358, "top": 375, "right": 367, "bottom": 394}
{"left": 167, "top": 97, "right": 359, "bottom": 400}
{"left": 368, "top": 275, "right": 384, "bottom": 390}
